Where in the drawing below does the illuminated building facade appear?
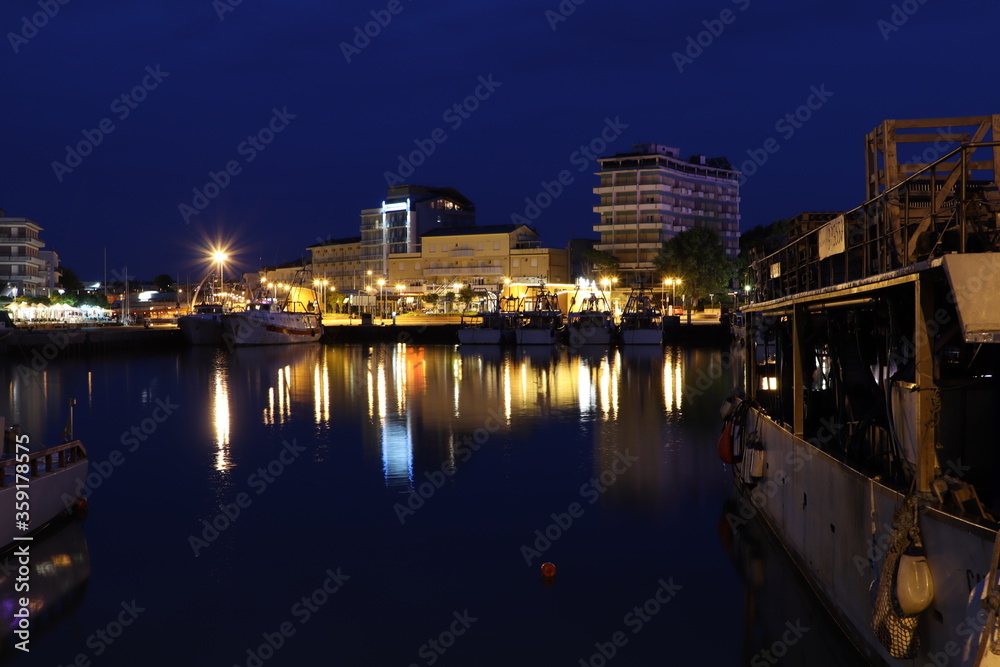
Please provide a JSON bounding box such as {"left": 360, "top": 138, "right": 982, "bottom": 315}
{"left": 0, "top": 210, "right": 46, "bottom": 297}
{"left": 360, "top": 185, "right": 476, "bottom": 278}
{"left": 593, "top": 143, "right": 741, "bottom": 281}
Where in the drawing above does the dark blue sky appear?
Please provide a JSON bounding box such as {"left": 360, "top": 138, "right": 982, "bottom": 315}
{"left": 2, "top": 0, "right": 998, "bottom": 281}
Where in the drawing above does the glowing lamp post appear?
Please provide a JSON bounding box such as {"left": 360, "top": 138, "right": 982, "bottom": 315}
{"left": 213, "top": 251, "right": 228, "bottom": 295}
{"left": 377, "top": 279, "right": 386, "bottom": 320}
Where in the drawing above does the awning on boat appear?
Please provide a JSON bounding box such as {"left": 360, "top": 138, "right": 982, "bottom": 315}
{"left": 942, "top": 253, "right": 1000, "bottom": 343}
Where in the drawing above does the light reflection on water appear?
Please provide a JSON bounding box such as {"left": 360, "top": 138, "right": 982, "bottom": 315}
{"left": 0, "top": 342, "right": 866, "bottom": 666}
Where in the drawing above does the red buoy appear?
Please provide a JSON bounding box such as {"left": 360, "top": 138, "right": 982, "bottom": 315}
{"left": 541, "top": 562, "right": 557, "bottom": 578}
{"left": 718, "top": 421, "right": 734, "bottom": 464}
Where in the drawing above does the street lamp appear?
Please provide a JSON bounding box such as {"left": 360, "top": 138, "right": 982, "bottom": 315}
{"left": 213, "top": 250, "right": 227, "bottom": 296}
{"left": 377, "top": 278, "right": 386, "bottom": 320}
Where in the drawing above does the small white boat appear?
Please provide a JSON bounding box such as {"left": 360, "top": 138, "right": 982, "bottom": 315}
{"left": 514, "top": 285, "right": 563, "bottom": 346}
{"left": 178, "top": 303, "right": 225, "bottom": 345}
{"left": 618, "top": 287, "right": 662, "bottom": 345}
{"left": 457, "top": 292, "right": 516, "bottom": 345}
{"left": 566, "top": 287, "right": 614, "bottom": 347}
{"left": 0, "top": 413, "right": 89, "bottom": 552}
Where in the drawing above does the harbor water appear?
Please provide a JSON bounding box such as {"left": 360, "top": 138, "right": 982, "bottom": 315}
{"left": 0, "top": 343, "right": 866, "bottom": 665}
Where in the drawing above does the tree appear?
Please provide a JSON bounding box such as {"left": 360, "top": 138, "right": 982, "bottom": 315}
{"left": 422, "top": 293, "right": 439, "bottom": 311}
{"left": 458, "top": 285, "right": 475, "bottom": 311}
{"left": 59, "top": 266, "right": 83, "bottom": 292}
{"left": 581, "top": 249, "right": 620, "bottom": 279}
{"left": 653, "top": 227, "right": 734, "bottom": 306}
{"left": 153, "top": 273, "right": 175, "bottom": 292}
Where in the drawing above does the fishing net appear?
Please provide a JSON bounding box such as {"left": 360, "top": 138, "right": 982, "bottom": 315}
{"left": 872, "top": 495, "right": 920, "bottom": 659}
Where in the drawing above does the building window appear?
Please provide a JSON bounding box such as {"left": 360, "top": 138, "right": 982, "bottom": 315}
{"left": 512, "top": 259, "right": 520, "bottom": 268}
{"left": 530, "top": 258, "right": 537, "bottom": 267}
{"left": 493, "top": 242, "right": 500, "bottom": 251}
{"left": 477, "top": 243, "right": 484, "bottom": 251}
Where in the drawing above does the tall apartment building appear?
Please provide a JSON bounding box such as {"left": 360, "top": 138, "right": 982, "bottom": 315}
{"left": 360, "top": 185, "right": 476, "bottom": 277}
{"left": 593, "top": 143, "right": 740, "bottom": 281}
{"left": 0, "top": 210, "right": 46, "bottom": 297}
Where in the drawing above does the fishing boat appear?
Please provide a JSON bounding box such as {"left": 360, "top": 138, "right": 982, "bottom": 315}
{"left": 618, "top": 286, "right": 662, "bottom": 345}
{"left": 178, "top": 273, "right": 251, "bottom": 345}
{"left": 722, "top": 116, "right": 1000, "bottom": 665}
{"left": 456, "top": 291, "right": 517, "bottom": 345}
{"left": 513, "top": 284, "right": 563, "bottom": 346}
{"left": 565, "top": 283, "right": 615, "bottom": 347}
{"left": 0, "top": 407, "right": 89, "bottom": 552}
{"left": 221, "top": 273, "right": 322, "bottom": 346}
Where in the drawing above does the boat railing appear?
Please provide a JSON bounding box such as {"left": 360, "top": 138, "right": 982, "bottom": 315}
{"left": 747, "top": 141, "right": 1000, "bottom": 303}
{"left": 0, "top": 440, "right": 87, "bottom": 487}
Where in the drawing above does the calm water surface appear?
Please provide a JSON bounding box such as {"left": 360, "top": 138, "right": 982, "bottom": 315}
{"left": 0, "top": 343, "right": 866, "bottom": 666}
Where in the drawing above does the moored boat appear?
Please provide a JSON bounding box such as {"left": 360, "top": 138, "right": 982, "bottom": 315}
{"left": 618, "top": 286, "right": 662, "bottom": 345}
{"left": 0, "top": 411, "right": 89, "bottom": 553}
{"left": 513, "top": 284, "right": 563, "bottom": 346}
{"left": 222, "top": 272, "right": 322, "bottom": 346}
{"left": 457, "top": 292, "right": 516, "bottom": 345}
{"left": 566, "top": 285, "right": 614, "bottom": 347}
{"left": 725, "top": 118, "right": 1000, "bottom": 665}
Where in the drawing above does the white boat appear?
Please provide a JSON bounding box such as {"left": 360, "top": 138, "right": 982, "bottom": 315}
{"left": 221, "top": 302, "right": 322, "bottom": 346}
{"left": 566, "top": 287, "right": 614, "bottom": 347}
{"left": 513, "top": 285, "right": 563, "bottom": 346}
{"left": 726, "top": 123, "right": 1000, "bottom": 665}
{"left": 0, "top": 414, "right": 89, "bottom": 552}
{"left": 457, "top": 292, "right": 516, "bottom": 345}
{"left": 178, "top": 303, "right": 225, "bottom": 345}
{"left": 618, "top": 287, "right": 662, "bottom": 345}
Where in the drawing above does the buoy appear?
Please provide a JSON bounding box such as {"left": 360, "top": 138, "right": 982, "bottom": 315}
{"left": 541, "top": 562, "right": 557, "bottom": 578}
{"left": 896, "top": 542, "right": 935, "bottom": 616}
{"left": 718, "top": 421, "right": 734, "bottom": 464}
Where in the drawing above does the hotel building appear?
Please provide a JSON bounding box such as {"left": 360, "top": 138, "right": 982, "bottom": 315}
{"left": 0, "top": 210, "right": 46, "bottom": 297}
{"left": 360, "top": 185, "right": 476, "bottom": 278}
{"left": 593, "top": 143, "right": 741, "bottom": 281}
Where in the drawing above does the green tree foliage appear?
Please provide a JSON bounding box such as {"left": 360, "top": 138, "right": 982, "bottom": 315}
{"left": 581, "top": 249, "right": 620, "bottom": 279}
{"left": 458, "top": 285, "right": 475, "bottom": 310}
{"left": 653, "top": 227, "right": 734, "bottom": 304}
{"left": 153, "top": 273, "right": 175, "bottom": 292}
{"left": 422, "top": 293, "right": 439, "bottom": 310}
{"left": 59, "top": 266, "right": 83, "bottom": 292}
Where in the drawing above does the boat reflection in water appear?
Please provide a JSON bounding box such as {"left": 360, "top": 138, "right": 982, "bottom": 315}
{"left": 719, "top": 495, "right": 868, "bottom": 666}
{"left": 0, "top": 520, "right": 89, "bottom": 657}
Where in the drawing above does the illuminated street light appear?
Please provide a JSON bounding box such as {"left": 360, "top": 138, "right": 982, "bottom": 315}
{"left": 212, "top": 250, "right": 228, "bottom": 295}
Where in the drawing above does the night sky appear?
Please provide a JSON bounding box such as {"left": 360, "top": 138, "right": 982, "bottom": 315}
{"left": 2, "top": 0, "right": 998, "bottom": 283}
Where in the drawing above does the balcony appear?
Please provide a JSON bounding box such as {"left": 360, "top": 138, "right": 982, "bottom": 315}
{"left": 424, "top": 266, "right": 503, "bottom": 276}
{"left": 0, "top": 237, "right": 43, "bottom": 247}
{"left": 449, "top": 249, "right": 474, "bottom": 258}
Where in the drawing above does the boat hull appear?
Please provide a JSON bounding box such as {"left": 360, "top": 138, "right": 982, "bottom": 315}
{"left": 620, "top": 328, "right": 661, "bottom": 345}
{"left": 457, "top": 328, "right": 504, "bottom": 345}
{"left": 0, "top": 456, "right": 88, "bottom": 550}
{"left": 566, "top": 319, "right": 614, "bottom": 346}
{"left": 516, "top": 328, "right": 560, "bottom": 345}
{"left": 735, "top": 409, "right": 1000, "bottom": 665}
{"left": 221, "top": 312, "right": 322, "bottom": 346}
{"left": 178, "top": 314, "right": 223, "bottom": 345}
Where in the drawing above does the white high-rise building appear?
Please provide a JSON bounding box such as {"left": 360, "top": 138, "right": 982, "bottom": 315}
{"left": 593, "top": 143, "right": 740, "bottom": 281}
